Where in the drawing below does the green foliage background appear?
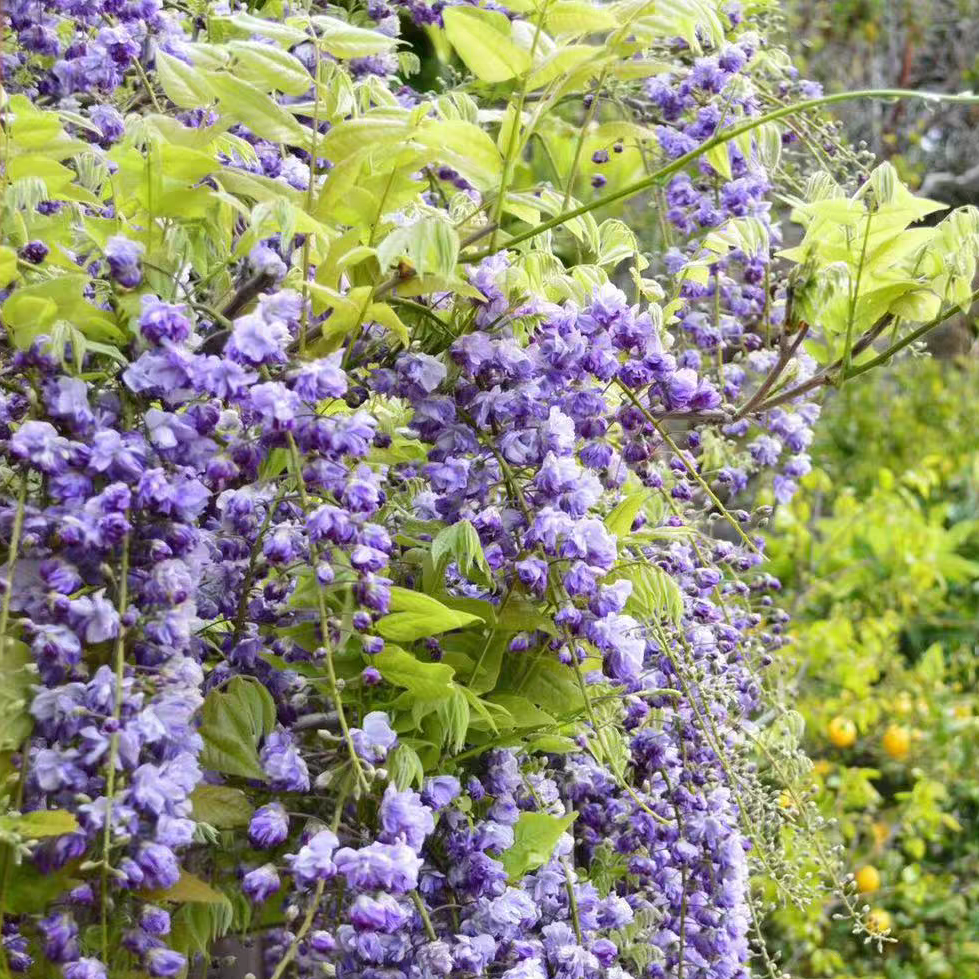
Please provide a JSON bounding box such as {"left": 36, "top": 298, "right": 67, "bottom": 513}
{"left": 765, "top": 358, "right": 979, "bottom": 979}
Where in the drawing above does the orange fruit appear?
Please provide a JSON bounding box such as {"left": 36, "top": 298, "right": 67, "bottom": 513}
{"left": 855, "top": 865, "right": 881, "bottom": 894}
{"left": 828, "top": 716, "right": 857, "bottom": 748}
{"left": 866, "top": 909, "right": 892, "bottom": 935}
{"left": 882, "top": 725, "right": 911, "bottom": 761}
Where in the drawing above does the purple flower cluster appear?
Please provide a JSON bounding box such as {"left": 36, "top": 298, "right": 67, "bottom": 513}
{"left": 0, "top": 0, "right": 828, "bottom": 974}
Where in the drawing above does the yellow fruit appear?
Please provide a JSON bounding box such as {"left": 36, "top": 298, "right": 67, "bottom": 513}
{"left": 813, "top": 759, "right": 833, "bottom": 776}
{"left": 855, "top": 865, "right": 881, "bottom": 894}
{"left": 866, "top": 909, "right": 892, "bottom": 935}
{"left": 953, "top": 704, "right": 971, "bottom": 719}
{"left": 882, "top": 725, "right": 911, "bottom": 761}
{"left": 871, "top": 821, "right": 889, "bottom": 848}
{"left": 828, "top": 716, "right": 857, "bottom": 748}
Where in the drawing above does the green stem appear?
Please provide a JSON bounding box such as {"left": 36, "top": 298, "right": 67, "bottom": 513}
{"left": 485, "top": 88, "right": 979, "bottom": 252}
{"left": 561, "top": 857, "right": 584, "bottom": 943}
{"left": 231, "top": 490, "right": 284, "bottom": 644}
{"left": 468, "top": 586, "right": 513, "bottom": 688}
{"left": 841, "top": 211, "right": 874, "bottom": 381}
{"left": 269, "top": 879, "right": 326, "bottom": 979}
{"left": 100, "top": 535, "right": 131, "bottom": 962}
{"left": 842, "top": 287, "right": 979, "bottom": 380}
{"left": 569, "top": 657, "right": 669, "bottom": 825}
{"left": 299, "top": 34, "right": 322, "bottom": 356}
{"left": 0, "top": 472, "right": 28, "bottom": 664}
{"left": 678, "top": 867, "right": 688, "bottom": 979}
{"left": 562, "top": 69, "right": 609, "bottom": 211}
{"left": 285, "top": 434, "right": 370, "bottom": 793}
{"left": 488, "top": 0, "right": 552, "bottom": 253}
{"left": 0, "top": 473, "right": 30, "bottom": 977}
{"left": 410, "top": 889, "right": 438, "bottom": 942}
{"left": 133, "top": 57, "right": 162, "bottom": 114}
{"left": 616, "top": 381, "right": 759, "bottom": 552}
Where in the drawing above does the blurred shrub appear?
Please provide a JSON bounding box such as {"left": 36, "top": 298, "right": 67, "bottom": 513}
{"left": 781, "top": 0, "right": 979, "bottom": 182}
{"left": 765, "top": 358, "right": 979, "bottom": 979}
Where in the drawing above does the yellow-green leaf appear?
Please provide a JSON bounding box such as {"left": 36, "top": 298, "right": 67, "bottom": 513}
{"left": 189, "top": 785, "right": 253, "bottom": 828}
{"left": 0, "top": 809, "right": 78, "bottom": 839}
{"left": 142, "top": 871, "right": 229, "bottom": 904}
{"left": 0, "top": 247, "right": 20, "bottom": 287}
{"left": 207, "top": 72, "right": 311, "bottom": 148}
{"left": 157, "top": 51, "right": 214, "bottom": 110}
{"left": 311, "top": 15, "right": 399, "bottom": 59}
{"left": 545, "top": 1, "right": 617, "bottom": 36}
{"left": 229, "top": 41, "right": 312, "bottom": 96}
{"left": 442, "top": 6, "right": 531, "bottom": 82}
{"left": 415, "top": 119, "right": 503, "bottom": 191}
{"left": 500, "top": 811, "right": 577, "bottom": 880}
{"left": 372, "top": 646, "right": 457, "bottom": 699}
{"left": 705, "top": 140, "right": 733, "bottom": 181}
{"left": 367, "top": 302, "right": 409, "bottom": 347}
{"left": 377, "top": 589, "right": 485, "bottom": 641}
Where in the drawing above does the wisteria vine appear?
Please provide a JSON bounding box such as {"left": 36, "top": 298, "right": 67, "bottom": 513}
{"left": 2, "top": 0, "right": 978, "bottom": 977}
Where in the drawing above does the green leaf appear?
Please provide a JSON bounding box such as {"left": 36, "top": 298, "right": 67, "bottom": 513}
{"left": 366, "top": 302, "right": 410, "bottom": 347}
{"left": 0, "top": 862, "right": 80, "bottom": 913}
{"left": 321, "top": 113, "right": 414, "bottom": 164}
{"left": 438, "top": 687, "right": 471, "bottom": 752}
{"left": 459, "top": 633, "right": 506, "bottom": 695}
{"left": 544, "top": 0, "right": 617, "bottom": 35}
{"left": 0, "top": 809, "right": 78, "bottom": 839}
{"left": 229, "top": 41, "right": 312, "bottom": 96}
{"left": 509, "top": 657, "right": 584, "bottom": 714}
{"left": 311, "top": 15, "right": 399, "bottom": 59}
{"left": 1, "top": 275, "right": 121, "bottom": 350}
{"left": 528, "top": 45, "right": 601, "bottom": 91}
{"left": 705, "top": 141, "right": 733, "bottom": 181}
{"left": 527, "top": 734, "right": 580, "bottom": 754}
{"left": 210, "top": 12, "right": 309, "bottom": 44}
{"left": 156, "top": 51, "right": 215, "bottom": 109}
{"left": 206, "top": 71, "right": 312, "bottom": 148}
{"left": 500, "top": 811, "right": 578, "bottom": 880}
{"left": 377, "top": 215, "right": 459, "bottom": 280}
{"left": 376, "top": 588, "right": 485, "bottom": 642}
{"left": 442, "top": 6, "right": 532, "bottom": 82}
{"left": 487, "top": 694, "right": 556, "bottom": 728}
{"left": 610, "top": 564, "right": 685, "bottom": 626}
{"left": 143, "top": 870, "right": 230, "bottom": 905}
{"left": 0, "top": 246, "right": 19, "bottom": 286}
{"left": 597, "top": 219, "right": 645, "bottom": 270}
{"left": 189, "top": 785, "right": 253, "bottom": 828}
{"left": 496, "top": 595, "right": 559, "bottom": 637}
{"left": 431, "top": 520, "right": 493, "bottom": 586}
{"left": 605, "top": 488, "right": 652, "bottom": 537}
{"left": 199, "top": 677, "right": 276, "bottom": 781}
{"left": 372, "top": 645, "right": 456, "bottom": 700}
{"left": 0, "top": 637, "right": 35, "bottom": 750}
{"left": 888, "top": 287, "right": 941, "bottom": 322}
{"left": 171, "top": 901, "right": 234, "bottom": 962}
{"left": 387, "top": 742, "right": 426, "bottom": 789}
{"left": 415, "top": 119, "right": 503, "bottom": 191}
{"left": 461, "top": 685, "right": 512, "bottom": 736}
{"left": 414, "top": 216, "right": 460, "bottom": 279}
{"left": 2, "top": 294, "right": 59, "bottom": 348}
